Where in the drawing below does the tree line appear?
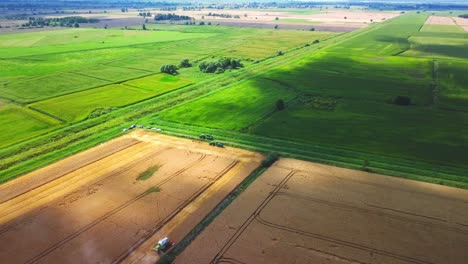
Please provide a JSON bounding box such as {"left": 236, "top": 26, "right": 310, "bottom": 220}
{"left": 154, "top": 13, "right": 193, "bottom": 21}
{"left": 160, "top": 58, "right": 243, "bottom": 75}
{"left": 199, "top": 58, "right": 243, "bottom": 74}
{"left": 21, "top": 16, "right": 99, "bottom": 28}
{"left": 206, "top": 13, "right": 240, "bottom": 19}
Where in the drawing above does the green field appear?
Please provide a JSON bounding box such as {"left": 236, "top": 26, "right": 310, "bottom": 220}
{"left": 32, "top": 74, "right": 192, "bottom": 122}
{"left": 0, "top": 24, "right": 329, "bottom": 149}
{"left": 160, "top": 78, "right": 296, "bottom": 130}
{"left": 160, "top": 14, "right": 468, "bottom": 170}
{"left": 0, "top": 103, "right": 62, "bottom": 148}
{"left": 0, "top": 13, "right": 467, "bottom": 189}
{"left": 0, "top": 28, "right": 216, "bottom": 58}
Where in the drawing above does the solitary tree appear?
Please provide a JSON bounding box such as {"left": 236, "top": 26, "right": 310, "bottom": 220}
{"left": 393, "top": 96, "right": 411, "bottom": 106}
{"left": 276, "top": 99, "right": 285, "bottom": 110}
{"left": 142, "top": 24, "right": 147, "bottom": 30}
{"left": 274, "top": 24, "right": 278, "bottom": 29}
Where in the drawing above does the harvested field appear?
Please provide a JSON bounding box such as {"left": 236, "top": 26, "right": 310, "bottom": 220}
{"left": 158, "top": 9, "right": 398, "bottom": 31}
{"left": 453, "top": 17, "right": 468, "bottom": 32}
{"left": 421, "top": 16, "right": 466, "bottom": 33}
{"left": 176, "top": 158, "right": 468, "bottom": 264}
{"left": 0, "top": 131, "right": 263, "bottom": 263}
{"left": 425, "top": 16, "right": 457, "bottom": 25}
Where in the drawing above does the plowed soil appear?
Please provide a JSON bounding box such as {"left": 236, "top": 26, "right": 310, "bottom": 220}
{"left": 176, "top": 158, "right": 468, "bottom": 264}
{"left": 0, "top": 131, "right": 263, "bottom": 264}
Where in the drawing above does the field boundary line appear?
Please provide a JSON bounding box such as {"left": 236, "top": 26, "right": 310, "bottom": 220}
{"left": 27, "top": 106, "right": 67, "bottom": 123}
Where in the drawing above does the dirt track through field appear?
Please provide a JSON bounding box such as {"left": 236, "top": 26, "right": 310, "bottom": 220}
{"left": 0, "top": 131, "right": 263, "bottom": 263}
{"left": 176, "top": 158, "right": 468, "bottom": 264}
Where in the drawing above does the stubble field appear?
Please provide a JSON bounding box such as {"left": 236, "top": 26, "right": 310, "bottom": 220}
{"left": 176, "top": 158, "right": 468, "bottom": 264}
{"left": 0, "top": 131, "right": 263, "bottom": 263}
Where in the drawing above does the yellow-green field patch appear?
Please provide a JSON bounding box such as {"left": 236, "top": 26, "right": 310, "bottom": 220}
{"left": 0, "top": 104, "right": 62, "bottom": 148}
{"left": 31, "top": 74, "right": 192, "bottom": 122}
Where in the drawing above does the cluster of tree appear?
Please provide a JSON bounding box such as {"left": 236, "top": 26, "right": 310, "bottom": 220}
{"left": 154, "top": 13, "right": 192, "bottom": 21}
{"left": 206, "top": 13, "right": 240, "bottom": 19}
{"left": 199, "top": 58, "right": 243, "bottom": 74}
{"left": 182, "top": 6, "right": 201, "bottom": 11}
{"left": 160, "top": 7, "right": 177, "bottom": 11}
{"left": 121, "top": 8, "right": 128, "bottom": 12}
{"left": 179, "top": 59, "right": 192, "bottom": 68}
{"left": 459, "top": 14, "right": 468, "bottom": 19}
{"left": 304, "top": 39, "right": 320, "bottom": 47}
{"left": 160, "top": 64, "right": 178, "bottom": 75}
{"left": 21, "top": 16, "right": 98, "bottom": 28}
{"left": 160, "top": 59, "right": 193, "bottom": 75}
{"left": 138, "top": 12, "right": 151, "bottom": 17}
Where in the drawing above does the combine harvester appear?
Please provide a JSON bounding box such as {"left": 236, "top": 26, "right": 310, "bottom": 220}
{"left": 153, "top": 237, "right": 175, "bottom": 254}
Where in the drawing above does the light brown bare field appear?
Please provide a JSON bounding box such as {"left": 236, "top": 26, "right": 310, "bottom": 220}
{"left": 425, "top": 16, "right": 457, "bottom": 25}
{"left": 176, "top": 158, "right": 468, "bottom": 264}
{"left": 300, "top": 10, "right": 398, "bottom": 23}
{"left": 0, "top": 131, "right": 263, "bottom": 263}
{"left": 154, "top": 9, "right": 398, "bottom": 31}
{"left": 453, "top": 17, "right": 468, "bottom": 31}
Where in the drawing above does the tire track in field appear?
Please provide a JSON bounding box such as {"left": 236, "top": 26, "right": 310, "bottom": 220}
{"left": 253, "top": 191, "right": 465, "bottom": 264}
{"left": 23, "top": 153, "right": 207, "bottom": 264}
{"left": 218, "top": 257, "right": 247, "bottom": 264}
{"left": 111, "top": 160, "right": 240, "bottom": 263}
{"left": 271, "top": 192, "right": 468, "bottom": 235}
{"left": 255, "top": 216, "right": 433, "bottom": 264}
{"left": 0, "top": 142, "right": 161, "bottom": 222}
{"left": 210, "top": 170, "right": 297, "bottom": 264}
{"left": 274, "top": 164, "right": 468, "bottom": 204}
{"left": 0, "top": 145, "right": 171, "bottom": 235}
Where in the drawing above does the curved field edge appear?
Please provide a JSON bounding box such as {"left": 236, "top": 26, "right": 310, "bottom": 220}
{"left": 1, "top": 17, "right": 466, "bottom": 189}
